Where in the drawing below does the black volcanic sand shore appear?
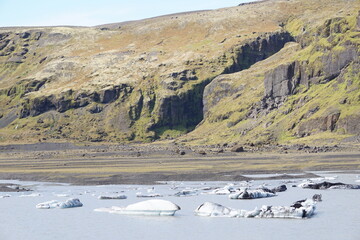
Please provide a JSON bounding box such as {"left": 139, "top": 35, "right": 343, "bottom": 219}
{"left": 0, "top": 142, "right": 359, "bottom": 186}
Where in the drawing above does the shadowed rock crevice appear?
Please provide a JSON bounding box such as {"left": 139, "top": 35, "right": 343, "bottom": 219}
{"left": 153, "top": 32, "right": 295, "bottom": 136}
{"left": 223, "top": 32, "right": 294, "bottom": 74}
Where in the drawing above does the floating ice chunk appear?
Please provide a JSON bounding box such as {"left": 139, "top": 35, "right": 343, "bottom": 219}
{"left": 174, "top": 189, "right": 198, "bottom": 197}
{"left": 271, "top": 185, "right": 287, "bottom": 192}
{"left": 194, "top": 202, "right": 242, "bottom": 217}
{"left": 19, "top": 193, "right": 41, "bottom": 197}
{"left": 36, "top": 200, "right": 60, "bottom": 209}
{"left": 147, "top": 187, "right": 155, "bottom": 193}
{"left": 324, "top": 176, "right": 338, "bottom": 180}
{"left": 98, "top": 195, "right": 127, "bottom": 200}
{"left": 206, "top": 184, "right": 236, "bottom": 195}
{"left": 59, "top": 198, "right": 83, "bottom": 208}
{"left": 298, "top": 181, "right": 360, "bottom": 189}
{"left": 36, "top": 198, "right": 83, "bottom": 209}
{"left": 329, "top": 184, "right": 360, "bottom": 189}
{"left": 53, "top": 194, "right": 70, "bottom": 197}
{"left": 195, "top": 199, "right": 316, "bottom": 219}
{"left": 136, "top": 192, "right": 163, "bottom": 198}
{"left": 312, "top": 194, "right": 322, "bottom": 202}
{"left": 309, "top": 177, "right": 325, "bottom": 182}
{"left": 229, "top": 188, "right": 276, "bottom": 199}
{"left": 95, "top": 199, "right": 181, "bottom": 216}
{"left": 0, "top": 194, "right": 11, "bottom": 198}
{"left": 208, "top": 188, "right": 232, "bottom": 195}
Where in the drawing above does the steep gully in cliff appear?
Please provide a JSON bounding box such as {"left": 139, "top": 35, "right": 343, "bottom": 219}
{"left": 154, "top": 31, "right": 295, "bottom": 134}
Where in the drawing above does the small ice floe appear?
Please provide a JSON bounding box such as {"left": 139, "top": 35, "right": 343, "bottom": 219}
{"left": 312, "top": 194, "right": 322, "bottom": 202}
{"left": 59, "top": 198, "right": 83, "bottom": 208}
{"left": 36, "top": 200, "right": 61, "bottom": 209}
{"left": 206, "top": 184, "right": 236, "bottom": 195}
{"left": 19, "top": 193, "right": 41, "bottom": 197}
{"left": 36, "top": 198, "right": 83, "bottom": 209}
{"left": 324, "top": 176, "right": 338, "bottom": 180}
{"left": 270, "top": 185, "right": 287, "bottom": 193}
{"left": 0, "top": 194, "right": 11, "bottom": 198}
{"left": 94, "top": 199, "right": 181, "bottom": 216}
{"left": 147, "top": 187, "right": 155, "bottom": 193}
{"left": 298, "top": 181, "right": 360, "bottom": 189}
{"left": 53, "top": 193, "right": 70, "bottom": 197}
{"left": 136, "top": 192, "right": 163, "bottom": 198}
{"left": 173, "top": 189, "right": 198, "bottom": 197}
{"left": 98, "top": 195, "right": 127, "bottom": 200}
{"left": 195, "top": 199, "right": 316, "bottom": 219}
{"left": 194, "top": 202, "right": 242, "bottom": 217}
{"left": 355, "top": 179, "right": 360, "bottom": 183}
{"left": 229, "top": 188, "right": 276, "bottom": 199}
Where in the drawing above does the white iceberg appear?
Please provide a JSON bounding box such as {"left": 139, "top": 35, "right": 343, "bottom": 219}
{"left": 36, "top": 198, "right": 83, "bottom": 209}
{"left": 98, "top": 195, "right": 127, "bottom": 200}
{"left": 229, "top": 188, "right": 276, "bottom": 199}
{"left": 195, "top": 199, "right": 316, "bottom": 219}
{"left": 94, "top": 199, "right": 181, "bottom": 216}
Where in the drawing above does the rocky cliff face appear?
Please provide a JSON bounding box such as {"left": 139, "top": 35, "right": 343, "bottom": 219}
{"left": 0, "top": 0, "right": 359, "bottom": 146}
{"left": 195, "top": 8, "right": 360, "bottom": 146}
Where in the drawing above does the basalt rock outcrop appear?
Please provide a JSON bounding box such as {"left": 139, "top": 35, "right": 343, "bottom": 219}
{"left": 194, "top": 2, "right": 360, "bottom": 146}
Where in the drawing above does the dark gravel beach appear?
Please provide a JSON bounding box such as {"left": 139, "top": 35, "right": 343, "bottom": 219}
{"left": 0, "top": 142, "right": 359, "bottom": 185}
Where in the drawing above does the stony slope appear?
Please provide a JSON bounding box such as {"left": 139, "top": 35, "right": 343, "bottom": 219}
{"left": 0, "top": 0, "right": 359, "bottom": 147}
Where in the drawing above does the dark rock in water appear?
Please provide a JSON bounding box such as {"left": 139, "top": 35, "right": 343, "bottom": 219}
{"left": 231, "top": 145, "right": 244, "bottom": 152}
{"left": 291, "top": 199, "right": 306, "bottom": 209}
{"left": 312, "top": 194, "right": 322, "bottom": 202}
{"left": 271, "top": 184, "right": 287, "bottom": 192}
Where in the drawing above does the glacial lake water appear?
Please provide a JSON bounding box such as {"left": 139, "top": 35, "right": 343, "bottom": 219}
{"left": 1, "top": 172, "right": 360, "bottom": 240}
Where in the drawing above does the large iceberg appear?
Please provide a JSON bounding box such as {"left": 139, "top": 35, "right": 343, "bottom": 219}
{"left": 36, "top": 198, "right": 83, "bottom": 209}
{"left": 94, "top": 199, "right": 181, "bottom": 216}
{"left": 229, "top": 188, "right": 276, "bottom": 199}
{"left": 195, "top": 199, "right": 316, "bottom": 219}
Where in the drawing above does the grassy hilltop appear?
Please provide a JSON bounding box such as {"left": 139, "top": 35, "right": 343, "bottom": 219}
{"left": 0, "top": 0, "right": 359, "bottom": 148}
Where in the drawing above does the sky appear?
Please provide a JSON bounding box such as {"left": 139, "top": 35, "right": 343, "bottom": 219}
{"left": 0, "top": 0, "right": 254, "bottom": 27}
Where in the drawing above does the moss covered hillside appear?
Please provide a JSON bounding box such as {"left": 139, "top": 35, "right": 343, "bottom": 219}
{"left": 0, "top": 0, "right": 359, "bottom": 146}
